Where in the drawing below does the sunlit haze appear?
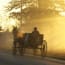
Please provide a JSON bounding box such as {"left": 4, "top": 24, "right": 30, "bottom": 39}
{"left": 0, "top": 0, "right": 11, "bottom": 15}
{"left": 0, "top": 0, "right": 20, "bottom": 32}
{"left": 0, "top": 0, "right": 65, "bottom": 56}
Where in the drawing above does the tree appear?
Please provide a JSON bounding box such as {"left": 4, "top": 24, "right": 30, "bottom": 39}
{"left": 6, "top": 0, "right": 39, "bottom": 21}
{"left": 6, "top": 0, "right": 60, "bottom": 22}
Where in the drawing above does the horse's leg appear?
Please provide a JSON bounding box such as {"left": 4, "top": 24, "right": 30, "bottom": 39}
{"left": 19, "top": 46, "right": 24, "bottom": 56}
{"left": 19, "top": 41, "right": 24, "bottom": 56}
{"left": 13, "top": 40, "right": 17, "bottom": 55}
{"left": 33, "top": 46, "right": 37, "bottom": 55}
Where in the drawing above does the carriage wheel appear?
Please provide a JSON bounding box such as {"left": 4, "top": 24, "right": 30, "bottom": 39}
{"left": 41, "top": 40, "right": 47, "bottom": 57}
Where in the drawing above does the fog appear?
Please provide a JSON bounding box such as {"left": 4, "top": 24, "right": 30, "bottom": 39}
{"left": 22, "top": 16, "right": 65, "bottom": 55}
{"left": 0, "top": 16, "right": 65, "bottom": 58}
{"left": 0, "top": 0, "right": 65, "bottom": 58}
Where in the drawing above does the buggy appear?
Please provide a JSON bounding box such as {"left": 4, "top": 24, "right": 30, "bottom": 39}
{"left": 12, "top": 33, "right": 47, "bottom": 57}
